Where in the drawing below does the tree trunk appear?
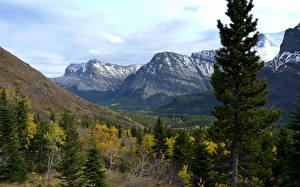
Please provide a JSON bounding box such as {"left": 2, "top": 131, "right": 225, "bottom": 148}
{"left": 232, "top": 140, "right": 239, "bottom": 187}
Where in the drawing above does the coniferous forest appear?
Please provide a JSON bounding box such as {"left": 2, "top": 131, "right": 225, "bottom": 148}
{"left": 1, "top": 0, "right": 300, "bottom": 187}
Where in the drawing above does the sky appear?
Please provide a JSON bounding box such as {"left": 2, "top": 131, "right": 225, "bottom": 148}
{"left": 0, "top": 0, "right": 299, "bottom": 77}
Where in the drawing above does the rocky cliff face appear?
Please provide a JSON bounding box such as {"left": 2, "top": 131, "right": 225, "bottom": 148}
{"left": 52, "top": 59, "right": 142, "bottom": 92}
{"left": 117, "top": 51, "right": 215, "bottom": 99}
{"left": 266, "top": 24, "right": 300, "bottom": 72}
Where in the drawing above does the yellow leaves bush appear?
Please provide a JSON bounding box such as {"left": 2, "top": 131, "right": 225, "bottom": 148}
{"left": 141, "top": 134, "right": 155, "bottom": 149}
{"left": 94, "top": 124, "right": 122, "bottom": 156}
{"left": 178, "top": 164, "right": 192, "bottom": 187}
{"left": 165, "top": 135, "right": 177, "bottom": 158}
{"left": 204, "top": 140, "right": 218, "bottom": 154}
{"left": 26, "top": 113, "right": 37, "bottom": 140}
{"left": 44, "top": 121, "right": 65, "bottom": 150}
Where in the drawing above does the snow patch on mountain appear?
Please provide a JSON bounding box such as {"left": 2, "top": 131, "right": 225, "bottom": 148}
{"left": 266, "top": 52, "right": 300, "bottom": 71}
{"left": 53, "top": 59, "right": 143, "bottom": 92}
{"left": 254, "top": 32, "right": 285, "bottom": 62}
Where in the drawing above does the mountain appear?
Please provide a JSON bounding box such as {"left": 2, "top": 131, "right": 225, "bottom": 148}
{"left": 259, "top": 23, "right": 300, "bottom": 118}
{"left": 254, "top": 32, "right": 285, "bottom": 62}
{"left": 116, "top": 51, "right": 215, "bottom": 100}
{"left": 52, "top": 59, "right": 142, "bottom": 92}
{"left": 266, "top": 24, "right": 300, "bottom": 71}
{"left": 51, "top": 30, "right": 288, "bottom": 114}
{"left": 0, "top": 47, "right": 140, "bottom": 126}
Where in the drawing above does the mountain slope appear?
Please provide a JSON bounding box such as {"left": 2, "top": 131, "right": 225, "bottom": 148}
{"left": 0, "top": 47, "right": 140, "bottom": 126}
{"left": 52, "top": 59, "right": 142, "bottom": 92}
{"left": 117, "top": 51, "right": 214, "bottom": 100}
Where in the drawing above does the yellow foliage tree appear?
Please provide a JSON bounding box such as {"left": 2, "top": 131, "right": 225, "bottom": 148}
{"left": 44, "top": 121, "right": 65, "bottom": 178}
{"left": 203, "top": 140, "right": 218, "bottom": 154}
{"left": 165, "top": 135, "right": 177, "bottom": 158}
{"left": 178, "top": 164, "right": 192, "bottom": 187}
{"left": 25, "top": 113, "right": 37, "bottom": 147}
{"left": 94, "top": 124, "right": 122, "bottom": 171}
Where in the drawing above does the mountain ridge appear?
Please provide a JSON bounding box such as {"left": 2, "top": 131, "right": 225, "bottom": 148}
{"left": 0, "top": 47, "right": 141, "bottom": 127}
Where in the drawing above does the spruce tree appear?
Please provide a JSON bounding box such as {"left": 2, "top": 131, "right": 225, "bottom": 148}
{"left": 56, "top": 112, "right": 82, "bottom": 187}
{"left": 0, "top": 89, "right": 27, "bottom": 182}
{"left": 189, "top": 142, "right": 212, "bottom": 186}
{"left": 273, "top": 126, "right": 291, "bottom": 185}
{"left": 211, "top": 0, "right": 280, "bottom": 186}
{"left": 285, "top": 94, "right": 300, "bottom": 186}
{"left": 82, "top": 138, "right": 108, "bottom": 187}
{"left": 174, "top": 131, "right": 193, "bottom": 165}
{"left": 153, "top": 117, "right": 166, "bottom": 154}
{"left": 15, "top": 93, "right": 30, "bottom": 149}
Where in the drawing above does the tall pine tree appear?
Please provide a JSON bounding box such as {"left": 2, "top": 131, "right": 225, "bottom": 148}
{"left": 211, "top": 0, "right": 280, "bottom": 186}
{"left": 56, "top": 112, "right": 82, "bottom": 187}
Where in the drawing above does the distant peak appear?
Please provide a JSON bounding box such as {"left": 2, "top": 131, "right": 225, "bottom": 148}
{"left": 296, "top": 22, "right": 300, "bottom": 30}
{"left": 87, "top": 59, "right": 104, "bottom": 64}
{"left": 151, "top": 51, "right": 183, "bottom": 62}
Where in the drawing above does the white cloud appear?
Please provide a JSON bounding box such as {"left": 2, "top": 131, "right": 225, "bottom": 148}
{"left": 89, "top": 49, "right": 101, "bottom": 54}
{"left": 28, "top": 50, "right": 65, "bottom": 63}
{"left": 102, "top": 34, "right": 123, "bottom": 43}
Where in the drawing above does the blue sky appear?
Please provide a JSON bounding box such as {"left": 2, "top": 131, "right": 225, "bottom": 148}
{"left": 0, "top": 0, "right": 299, "bottom": 77}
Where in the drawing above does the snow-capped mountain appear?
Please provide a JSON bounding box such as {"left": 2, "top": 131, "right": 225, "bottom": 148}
{"left": 52, "top": 59, "right": 142, "bottom": 92}
{"left": 266, "top": 24, "right": 300, "bottom": 71}
{"left": 191, "top": 50, "right": 216, "bottom": 78}
{"left": 258, "top": 23, "right": 300, "bottom": 117}
{"left": 116, "top": 51, "right": 215, "bottom": 99}
{"left": 254, "top": 32, "right": 285, "bottom": 62}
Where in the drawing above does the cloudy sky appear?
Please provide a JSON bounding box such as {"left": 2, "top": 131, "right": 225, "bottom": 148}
{"left": 0, "top": 0, "right": 299, "bottom": 77}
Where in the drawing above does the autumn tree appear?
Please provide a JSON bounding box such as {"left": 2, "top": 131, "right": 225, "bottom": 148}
{"left": 44, "top": 121, "right": 65, "bottom": 178}
{"left": 93, "top": 124, "right": 122, "bottom": 171}
{"left": 211, "top": 0, "right": 280, "bottom": 186}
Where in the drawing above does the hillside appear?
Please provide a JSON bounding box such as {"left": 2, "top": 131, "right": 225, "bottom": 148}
{"left": 0, "top": 47, "right": 139, "bottom": 127}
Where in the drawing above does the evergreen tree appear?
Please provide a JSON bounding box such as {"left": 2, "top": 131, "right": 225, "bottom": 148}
{"left": 189, "top": 142, "right": 212, "bottom": 186}
{"left": 0, "top": 89, "right": 27, "bottom": 182}
{"left": 174, "top": 131, "right": 192, "bottom": 165}
{"left": 26, "top": 120, "right": 52, "bottom": 173}
{"left": 153, "top": 117, "right": 167, "bottom": 154}
{"left": 82, "top": 138, "right": 108, "bottom": 187}
{"left": 211, "top": 0, "right": 280, "bottom": 186}
{"left": 273, "top": 126, "right": 291, "bottom": 186}
{"left": 56, "top": 112, "right": 82, "bottom": 187}
{"left": 243, "top": 130, "right": 274, "bottom": 186}
{"left": 15, "top": 93, "right": 30, "bottom": 149}
{"left": 285, "top": 94, "right": 300, "bottom": 186}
